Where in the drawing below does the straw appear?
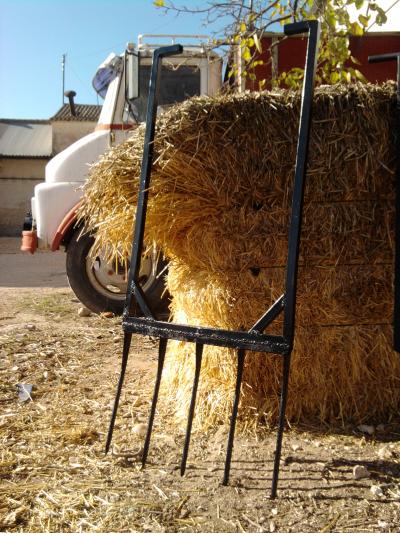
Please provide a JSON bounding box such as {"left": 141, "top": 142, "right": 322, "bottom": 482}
{"left": 79, "top": 82, "right": 399, "bottom": 426}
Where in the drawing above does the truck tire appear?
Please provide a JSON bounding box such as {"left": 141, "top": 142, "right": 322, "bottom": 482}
{"left": 65, "top": 228, "right": 169, "bottom": 316}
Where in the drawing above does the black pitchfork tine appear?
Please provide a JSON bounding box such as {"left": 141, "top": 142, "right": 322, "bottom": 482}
{"left": 223, "top": 349, "right": 246, "bottom": 485}
{"left": 104, "top": 44, "right": 181, "bottom": 462}
{"left": 105, "top": 332, "right": 132, "bottom": 454}
{"left": 180, "top": 343, "right": 203, "bottom": 476}
{"left": 141, "top": 337, "right": 168, "bottom": 468}
{"left": 270, "top": 352, "right": 292, "bottom": 499}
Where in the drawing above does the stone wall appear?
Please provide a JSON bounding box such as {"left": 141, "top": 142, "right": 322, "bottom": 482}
{"left": 0, "top": 157, "right": 47, "bottom": 235}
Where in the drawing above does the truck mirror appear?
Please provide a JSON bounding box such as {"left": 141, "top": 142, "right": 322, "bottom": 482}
{"left": 126, "top": 50, "right": 140, "bottom": 100}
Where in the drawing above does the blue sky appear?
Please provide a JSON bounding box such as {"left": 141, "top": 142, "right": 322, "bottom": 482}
{"left": 0, "top": 0, "right": 228, "bottom": 120}
{"left": 1, "top": 0, "right": 398, "bottom": 120}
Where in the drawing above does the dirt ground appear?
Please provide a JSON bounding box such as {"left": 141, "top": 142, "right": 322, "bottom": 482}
{"left": 1, "top": 240, "right": 400, "bottom": 532}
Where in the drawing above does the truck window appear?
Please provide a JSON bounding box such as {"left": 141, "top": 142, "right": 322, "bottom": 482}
{"left": 130, "top": 64, "right": 201, "bottom": 122}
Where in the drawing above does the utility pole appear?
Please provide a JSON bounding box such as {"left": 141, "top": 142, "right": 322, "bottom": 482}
{"left": 62, "top": 53, "right": 66, "bottom": 105}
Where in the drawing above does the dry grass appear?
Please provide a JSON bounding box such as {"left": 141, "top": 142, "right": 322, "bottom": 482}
{"left": 79, "top": 83, "right": 399, "bottom": 428}
{"left": 1, "top": 290, "right": 400, "bottom": 530}
{"left": 0, "top": 302, "right": 201, "bottom": 531}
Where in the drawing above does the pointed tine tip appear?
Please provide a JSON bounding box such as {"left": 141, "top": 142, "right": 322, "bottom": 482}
{"left": 141, "top": 439, "right": 150, "bottom": 468}
{"left": 141, "top": 427, "right": 152, "bottom": 469}
{"left": 180, "top": 450, "right": 188, "bottom": 476}
{"left": 105, "top": 429, "right": 114, "bottom": 455}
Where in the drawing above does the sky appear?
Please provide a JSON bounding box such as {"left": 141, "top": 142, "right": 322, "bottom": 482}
{"left": 1, "top": 0, "right": 399, "bottom": 121}
{"left": 0, "top": 0, "right": 228, "bottom": 120}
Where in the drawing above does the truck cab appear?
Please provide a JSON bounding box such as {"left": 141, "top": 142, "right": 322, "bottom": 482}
{"left": 22, "top": 35, "right": 222, "bottom": 314}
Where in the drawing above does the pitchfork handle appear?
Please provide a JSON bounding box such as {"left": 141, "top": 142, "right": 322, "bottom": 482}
{"left": 368, "top": 53, "right": 400, "bottom": 63}
{"left": 154, "top": 44, "right": 183, "bottom": 59}
{"left": 284, "top": 19, "right": 319, "bottom": 36}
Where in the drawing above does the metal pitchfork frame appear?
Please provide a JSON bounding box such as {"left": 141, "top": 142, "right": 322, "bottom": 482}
{"left": 105, "top": 19, "right": 320, "bottom": 499}
{"left": 368, "top": 52, "right": 400, "bottom": 352}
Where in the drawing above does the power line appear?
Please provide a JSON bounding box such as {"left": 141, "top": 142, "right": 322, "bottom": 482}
{"left": 61, "top": 53, "right": 66, "bottom": 106}
{"left": 367, "top": 0, "right": 400, "bottom": 31}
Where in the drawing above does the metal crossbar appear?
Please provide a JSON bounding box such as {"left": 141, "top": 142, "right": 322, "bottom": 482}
{"left": 368, "top": 52, "right": 400, "bottom": 352}
{"left": 106, "top": 20, "right": 320, "bottom": 499}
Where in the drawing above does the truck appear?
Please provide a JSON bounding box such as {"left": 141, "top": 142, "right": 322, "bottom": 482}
{"left": 21, "top": 35, "right": 222, "bottom": 315}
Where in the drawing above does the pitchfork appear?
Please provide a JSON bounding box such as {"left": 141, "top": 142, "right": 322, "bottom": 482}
{"left": 106, "top": 19, "right": 320, "bottom": 499}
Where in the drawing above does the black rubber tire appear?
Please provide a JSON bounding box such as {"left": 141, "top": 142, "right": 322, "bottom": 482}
{"left": 65, "top": 229, "right": 169, "bottom": 316}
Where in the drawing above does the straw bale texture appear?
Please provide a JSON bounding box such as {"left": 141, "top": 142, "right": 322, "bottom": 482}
{"left": 164, "top": 325, "right": 400, "bottom": 428}
{"left": 168, "top": 263, "right": 393, "bottom": 328}
{"left": 80, "top": 82, "right": 400, "bottom": 427}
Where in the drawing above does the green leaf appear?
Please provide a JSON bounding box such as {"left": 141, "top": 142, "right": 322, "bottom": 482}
{"left": 350, "top": 21, "right": 364, "bottom": 36}
{"left": 330, "top": 71, "right": 340, "bottom": 84}
{"left": 375, "top": 12, "right": 387, "bottom": 25}
{"left": 358, "top": 14, "right": 370, "bottom": 27}
{"left": 354, "top": 68, "right": 367, "bottom": 81}
{"left": 341, "top": 71, "right": 352, "bottom": 83}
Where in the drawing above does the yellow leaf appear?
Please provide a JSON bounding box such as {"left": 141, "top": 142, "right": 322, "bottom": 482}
{"left": 330, "top": 71, "right": 340, "bottom": 84}
{"left": 341, "top": 71, "right": 352, "bottom": 83}
{"left": 350, "top": 22, "right": 364, "bottom": 36}
{"left": 350, "top": 55, "right": 362, "bottom": 65}
{"left": 240, "top": 22, "right": 247, "bottom": 33}
{"left": 355, "top": 69, "right": 366, "bottom": 81}
{"left": 153, "top": 0, "right": 165, "bottom": 6}
{"left": 253, "top": 33, "right": 262, "bottom": 54}
{"left": 358, "top": 14, "right": 370, "bottom": 27}
{"left": 242, "top": 47, "right": 251, "bottom": 62}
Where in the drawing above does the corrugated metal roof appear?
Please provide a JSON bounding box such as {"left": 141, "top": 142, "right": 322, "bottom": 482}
{"left": 0, "top": 120, "right": 52, "bottom": 158}
{"left": 50, "top": 104, "right": 102, "bottom": 122}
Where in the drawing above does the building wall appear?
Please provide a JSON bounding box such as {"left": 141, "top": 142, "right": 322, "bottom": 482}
{"left": 0, "top": 179, "right": 42, "bottom": 235}
{"left": 0, "top": 157, "right": 47, "bottom": 180}
{"left": 0, "top": 157, "right": 48, "bottom": 235}
{"left": 0, "top": 158, "right": 48, "bottom": 235}
{"left": 52, "top": 120, "right": 96, "bottom": 154}
{"left": 0, "top": 120, "right": 97, "bottom": 236}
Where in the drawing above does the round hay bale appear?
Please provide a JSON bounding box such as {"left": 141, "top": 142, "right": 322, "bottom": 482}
{"left": 80, "top": 83, "right": 400, "bottom": 427}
